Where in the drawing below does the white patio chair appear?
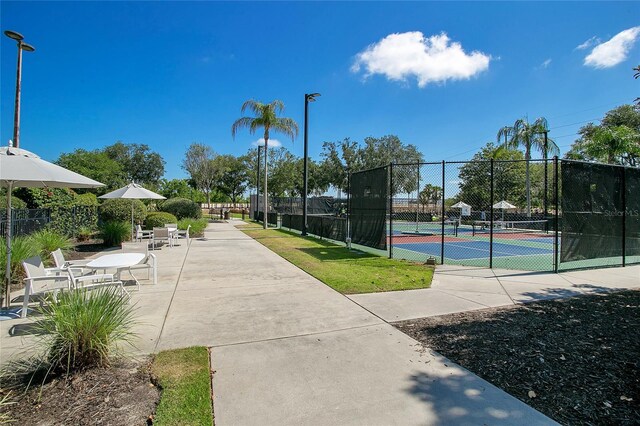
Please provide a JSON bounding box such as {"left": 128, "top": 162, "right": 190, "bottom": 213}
{"left": 51, "top": 248, "right": 92, "bottom": 276}
{"left": 121, "top": 241, "right": 157, "bottom": 288}
{"left": 66, "top": 265, "right": 126, "bottom": 297}
{"left": 174, "top": 224, "right": 191, "bottom": 245}
{"left": 135, "top": 224, "right": 154, "bottom": 243}
{"left": 152, "top": 227, "right": 172, "bottom": 249}
{"left": 21, "top": 256, "right": 71, "bottom": 318}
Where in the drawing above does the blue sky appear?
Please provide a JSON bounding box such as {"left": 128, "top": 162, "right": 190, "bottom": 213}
{"left": 2, "top": 1, "right": 639, "bottom": 180}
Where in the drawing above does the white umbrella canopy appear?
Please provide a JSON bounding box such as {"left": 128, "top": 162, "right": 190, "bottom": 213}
{"left": 451, "top": 201, "right": 471, "bottom": 209}
{"left": 1, "top": 146, "right": 105, "bottom": 308}
{"left": 99, "top": 183, "right": 166, "bottom": 241}
{"left": 492, "top": 200, "right": 517, "bottom": 210}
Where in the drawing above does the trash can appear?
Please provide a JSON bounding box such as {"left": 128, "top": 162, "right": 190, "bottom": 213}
{"left": 224, "top": 210, "right": 230, "bottom": 220}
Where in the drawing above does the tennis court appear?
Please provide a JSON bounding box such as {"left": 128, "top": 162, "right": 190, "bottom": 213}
{"left": 390, "top": 219, "right": 557, "bottom": 271}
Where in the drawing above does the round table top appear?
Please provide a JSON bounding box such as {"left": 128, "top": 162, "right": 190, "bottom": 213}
{"left": 86, "top": 253, "right": 146, "bottom": 269}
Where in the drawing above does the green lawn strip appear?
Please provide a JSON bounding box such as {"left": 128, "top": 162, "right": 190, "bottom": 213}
{"left": 239, "top": 227, "right": 433, "bottom": 294}
{"left": 151, "top": 346, "right": 213, "bottom": 426}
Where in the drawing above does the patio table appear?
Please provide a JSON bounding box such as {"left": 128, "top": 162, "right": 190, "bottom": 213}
{"left": 86, "top": 253, "right": 146, "bottom": 282}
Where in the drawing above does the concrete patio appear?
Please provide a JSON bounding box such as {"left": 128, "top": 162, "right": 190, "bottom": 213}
{"left": 2, "top": 221, "right": 638, "bottom": 424}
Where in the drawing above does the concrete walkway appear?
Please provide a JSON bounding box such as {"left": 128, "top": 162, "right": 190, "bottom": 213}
{"left": 157, "top": 222, "right": 556, "bottom": 425}
{"left": 349, "top": 263, "right": 640, "bottom": 322}
{"left": 7, "top": 222, "right": 635, "bottom": 424}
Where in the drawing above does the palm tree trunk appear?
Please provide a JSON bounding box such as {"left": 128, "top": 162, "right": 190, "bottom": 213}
{"left": 263, "top": 132, "right": 269, "bottom": 230}
{"left": 525, "top": 146, "right": 531, "bottom": 217}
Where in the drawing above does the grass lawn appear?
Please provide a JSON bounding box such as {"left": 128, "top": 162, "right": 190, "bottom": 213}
{"left": 151, "top": 346, "right": 213, "bottom": 425}
{"left": 239, "top": 224, "right": 433, "bottom": 294}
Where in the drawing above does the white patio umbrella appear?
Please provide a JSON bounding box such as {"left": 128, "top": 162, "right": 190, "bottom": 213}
{"left": 99, "top": 182, "right": 165, "bottom": 241}
{"left": 1, "top": 146, "right": 105, "bottom": 307}
{"left": 492, "top": 200, "right": 517, "bottom": 221}
{"left": 451, "top": 201, "right": 471, "bottom": 224}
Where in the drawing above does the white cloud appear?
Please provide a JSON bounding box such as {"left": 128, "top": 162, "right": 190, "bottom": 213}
{"left": 584, "top": 26, "right": 640, "bottom": 68}
{"left": 351, "top": 31, "right": 491, "bottom": 88}
{"left": 252, "top": 138, "right": 281, "bottom": 147}
{"left": 576, "top": 36, "right": 600, "bottom": 50}
{"left": 540, "top": 58, "right": 552, "bottom": 69}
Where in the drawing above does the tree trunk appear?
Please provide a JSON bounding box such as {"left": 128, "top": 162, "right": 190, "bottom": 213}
{"left": 264, "top": 131, "right": 269, "bottom": 230}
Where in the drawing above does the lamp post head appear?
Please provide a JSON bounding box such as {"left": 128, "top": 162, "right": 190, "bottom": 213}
{"left": 21, "top": 43, "right": 35, "bottom": 52}
{"left": 4, "top": 30, "right": 24, "bottom": 41}
{"left": 305, "top": 93, "right": 321, "bottom": 102}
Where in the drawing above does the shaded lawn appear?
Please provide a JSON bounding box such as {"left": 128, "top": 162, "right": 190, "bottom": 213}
{"left": 152, "top": 346, "right": 213, "bottom": 425}
{"left": 239, "top": 225, "right": 433, "bottom": 294}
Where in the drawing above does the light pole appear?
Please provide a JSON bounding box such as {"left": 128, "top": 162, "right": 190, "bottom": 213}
{"left": 302, "top": 93, "right": 320, "bottom": 236}
{"left": 4, "top": 30, "right": 35, "bottom": 149}
{"left": 256, "top": 143, "right": 263, "bottom": 220}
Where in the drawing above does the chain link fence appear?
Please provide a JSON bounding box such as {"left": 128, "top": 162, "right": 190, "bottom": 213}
{"left": 346, "top": 158, "right": 638, "bottom": 272}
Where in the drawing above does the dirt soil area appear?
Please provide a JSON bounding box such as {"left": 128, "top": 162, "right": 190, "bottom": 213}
{"left": 394, "top": 290, "right": 640, "bottom": 426}
{"left": 1, "top": 360, "right": 159, "bottom": 425}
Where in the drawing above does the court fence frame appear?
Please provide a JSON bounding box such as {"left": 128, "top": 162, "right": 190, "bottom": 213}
{"left": 349, "top": 157, "right": 639, "bottom": 272}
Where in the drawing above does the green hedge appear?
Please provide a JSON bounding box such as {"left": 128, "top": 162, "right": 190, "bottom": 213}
{"left": 99, "top": 199, "right": 147, "bottom": 224}
{"left": 159, "top": 197, "right": 202, "bottom": 220}
{"left": 177, "top": 218, "right": 208, "bottom": 237}
{"left": 0, "top": 194, "right": 27, "bottom": 209}
{"left": 144, "top": 212, "right": 178, "bottom": 229}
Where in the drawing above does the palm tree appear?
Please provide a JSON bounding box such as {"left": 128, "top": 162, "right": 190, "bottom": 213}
{"left": 232, "top": 100, "right": 299, "bottom": 229}
{"left": 497, "top": 117, "right": 559, "bottom": 216}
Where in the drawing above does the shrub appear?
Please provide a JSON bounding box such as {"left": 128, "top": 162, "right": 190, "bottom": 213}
{"left": 159, "top": 197, "right": 201, "bottom": 220}
{"left": 177, "top": 218, "right": 208, "bottom": 237}
{"left": 0, "top": 236, "right": 39, "bottom": 292}
{"left": 30, "top": 229, "right": 74, "bottom": 262}
{"left": 144, "top": 212, "right": 178, "bottom": 229}
{"left": 76, "top": 226, "right": 95, "bottom": 242}
{"left": 74, "top": 193, "right": 99, "bottom": 206}
{"left": 35, "top": 286, "right": 136, "bottom": 373}
{"left": 0, "top": 194, "right": 27, "bottom": 209}
{"left": 99, "top": 199, "right": 146, "bottom": 224}
{"left": 99, "top": 221, "right": 130, "bottom": 247}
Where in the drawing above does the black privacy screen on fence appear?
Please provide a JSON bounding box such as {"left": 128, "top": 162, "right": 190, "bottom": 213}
{"left": 561, "top": 160, "right": 640, "bottom": 265}
{"left": 350, "top": 166, "right": 388, "bottom": 250}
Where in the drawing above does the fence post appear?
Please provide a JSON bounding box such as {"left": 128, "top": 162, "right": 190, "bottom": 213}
{"left": 554, "top": 156, "right": 559, "bottom": 273}
{"left": 622, "top": 167, "right": 626, "bottom": 267}
{"left": 441, "top": 161, "right": 445, "bottom": 264}
{"left": 489, "top": 159, "right": 494, "bottom": 268}
{"left": 389, "top": 163, "right": 393, "bottom": 259}
{"left": 347, "top": 170, "right": 351, "bottom": 243}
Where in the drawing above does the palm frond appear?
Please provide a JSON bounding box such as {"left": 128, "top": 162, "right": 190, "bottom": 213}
{"left": 269, "top": 100, "right": 285, "bottom": 114}
{"left": 231, "top": 117, "right": 257, "bottom": 138}
{"left": 272, "top": 117, "right": 299, "bottom": 141}
{"left": 240, "top": 99, "right": 265, "bottom": 116}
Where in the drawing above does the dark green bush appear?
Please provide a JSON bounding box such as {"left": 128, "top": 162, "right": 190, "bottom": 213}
{"left": 99, "top": 199, "right": 146, "bottom": 224}
{"left": 99, "top": 221, "right": 130, "bottom": 247}
{"left": 159, "top": 197, "right": 201, "bottom": 220}
{"left": 74, "top": 193, "right": 99, "bottom": 206}
{"left": 144, "top": 212, "right": 178, "bottom": 229}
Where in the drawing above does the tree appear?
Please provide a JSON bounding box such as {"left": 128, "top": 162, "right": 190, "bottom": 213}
{"left": 216, "top": 155, "right": 249, "bottom": 203}
{"left": 56, "top": 149, "right": 126, "bottom": 193}
{"left": 565, "top": 105, "right": 640, "bottom": 166}
{"left": 266, "top": 147, "right": 299, "bottom": 198}
{"left": 231, "top": 100, "right": 299, "bottom": 229}
{"left": 159, "top": 178, "right": 195, "bottom": 200}
{"left": 319, "top": 138, "right": 361, "bottom": 194}
{"left": 182, "top": 143, "right": 221, "bottom": 205}
{"left": 419, "top": 184, "right": 442, "bottom": 213}
{"left": 103, "top": 142, "right": 165, "bottom": 186}
{"left": 456, "top": 143, "right": 526, "bottom": 212}
{"left": 497, "top": 117, "right": 559, "bottom": 216}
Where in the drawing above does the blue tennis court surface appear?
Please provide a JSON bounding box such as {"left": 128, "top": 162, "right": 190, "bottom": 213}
{"left": 395, "top": 240, "right": 552, "bottom": 260}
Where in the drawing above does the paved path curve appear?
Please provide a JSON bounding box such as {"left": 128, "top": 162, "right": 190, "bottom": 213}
{"left": 157, "top": 222, "right": 556, "bottom": 425}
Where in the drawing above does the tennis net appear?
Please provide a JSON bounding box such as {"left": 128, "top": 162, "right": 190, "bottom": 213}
{"left": 472, "top": 220, "right": 551, "bottom": 237}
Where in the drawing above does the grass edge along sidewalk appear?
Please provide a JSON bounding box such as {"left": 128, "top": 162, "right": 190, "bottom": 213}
{"left": 239, "top": 223, "right": 433, "bottom": 294}
{"left": 151, "top": 346, "right": 214, "bottom": 426}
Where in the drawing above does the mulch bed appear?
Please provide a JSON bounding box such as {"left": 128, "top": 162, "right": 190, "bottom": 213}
{"left": 394, "top": 289, "right": 640, "bottom": 425}
{"left": 66, "top": 240, "right": 106, "bottom": 261}
{"left": 1, "top": 360, "right": 159, "bottom": 425}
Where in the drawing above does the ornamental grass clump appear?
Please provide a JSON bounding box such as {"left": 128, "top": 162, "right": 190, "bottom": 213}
{"left": 30, "top": 229, "right": 74, "bottom": 261}
{"left": 99, "top": 221, "right": 130, "bottom": 247}
{"left": 36, "top": 287, "right": 136, "bottom": 373}
{"left": 177, "top": 218, "right": 208, "bottom": 237}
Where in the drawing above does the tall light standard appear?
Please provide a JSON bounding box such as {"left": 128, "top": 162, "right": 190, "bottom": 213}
{"left": 302, "top": 93, "right": 320, "bottom": 236}
{"left": 256, "top": 142, "right": 263, "bottom": 219}
{"left": 4, "top": 30, "right": 35, "bottom": 149}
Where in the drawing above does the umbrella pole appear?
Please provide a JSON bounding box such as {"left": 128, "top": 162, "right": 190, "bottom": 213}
{"left": 131, "top": 200, "right": 134, "bottom": 242}
{"left": 4, "top": 182, "right": 13, "bottom": 308}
